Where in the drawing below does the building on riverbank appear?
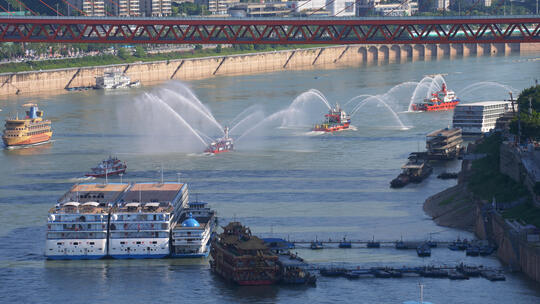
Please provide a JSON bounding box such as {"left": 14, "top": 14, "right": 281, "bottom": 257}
{"left": 452, "top": 101, "right": 516, "bottom": 135}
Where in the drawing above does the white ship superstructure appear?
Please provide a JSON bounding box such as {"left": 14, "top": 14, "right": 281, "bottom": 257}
{"left": 95, "top": 70, "right": 139, "bottom": 89}
{"left": 45, "top": 183, "right": 129, "bottom": 260}
{"left": 171, "top": 201, "right": 217, "bottom": 258}
{"left": 108, "top": 183, "right": 188, "bottom": 259}
{"left": 452, "top": 101, "right": 515, "bottom": 134}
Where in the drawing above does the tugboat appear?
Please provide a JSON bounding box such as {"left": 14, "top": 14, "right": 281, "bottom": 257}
{"left": 411, "top": 83, "right": 460, "bottom": 112}
{"left": 2, "top": 104, "right": 52, "bottom": 148}
{"left": 390, "top": 154, "right": 433, "bottom": 188}
{"left": 205, "top": 127, "right": 233, "bottom": 154}
{"left": 312, "top": 103, "right": 351, "bottom": 132}
{"left": 85, "top": 156, "right": 127, "bottom": 178}
{"left": 210, "top": 222, "right": 279, "bottom": 285}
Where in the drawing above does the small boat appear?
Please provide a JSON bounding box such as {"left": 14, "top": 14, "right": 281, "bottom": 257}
{"left": 416, "top": 243, "right": 431, "bottom": 257}
{"left": 310, "top": 241, "right": 324, "bottom": 250}
{"left": 411, "top": 83, "right": 460, "bottom": 112}
{"left": 466, "top": 245, "right": 480, "bottom": 256}
{"left": 96, "top": 69, "right": 139, "bottom": 89}
{"left": 448, "top": 270, "right": 469, "bottom": 280}
{"left": 205, "top": 127, "right": 233, "bottom": 154}
{"left": 457, "top": 264, "right": 481, "bottom": 277}
{"left": 395, "top": 240, "right": 407, "bottom": 250}
{"left": 85, "top": 156, "right": 127, "bottom": 178}
{"left": 481, "top": 270, "right": 506, "bottom": 281}
{"left": 312, "top": 103, "right": 351, "bottom": 132}
{"left": 367, "top": 236, "right": 380, "bottom": 248}
{"left": 280, "top": 266, "right": 317, "bottom": 285}
{"left": 338, "top": 237, "right": 352, "bottom": 248}
{"left": 372, "top": 269, "right": 392, "bottom": 278}
{"left": 391, "top": 154, "right": 432, "bottom": 188}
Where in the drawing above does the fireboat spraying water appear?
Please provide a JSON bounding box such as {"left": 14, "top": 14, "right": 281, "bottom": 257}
{"left": 411, "top": 83, "right": 460, "bottom": 112}
{"left": 205, "top": 126, "right": 234, "bottom": 154}
{"left": 312, "top": 103, "right": 351, "bottom": 132}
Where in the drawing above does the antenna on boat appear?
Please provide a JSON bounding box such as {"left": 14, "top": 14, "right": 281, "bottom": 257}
{"left": 105, "top": 167, "right": 108, "bottom": 185}
{"left": 160, "top": 163, "right": 164, "bottom": 184}
{"left": 139, "top": 184, "right": 142, "bottom": 203}
{"left": 419, "top": 283, "right": 424, "bottom": 304}
{"left": 176, "top": 172, "right": 181, "bottom": 184}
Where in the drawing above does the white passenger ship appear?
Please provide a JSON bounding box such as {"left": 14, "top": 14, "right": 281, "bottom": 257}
{"left": 45, "top": 183, "right": 129, "bottom": 260}
{"left": 108, "top": 183, "right": 189, "bottom": 259}
{"left": 171, "top": 201, "right": 217, "bottom": 258}
{"left": 95, "top": 70, "right": 140, "bottom": 89}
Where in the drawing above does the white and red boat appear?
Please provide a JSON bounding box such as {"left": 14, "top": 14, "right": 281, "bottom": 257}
{"left": 205, "top": 127, "right": 233, "bottom": 154}
{"left": 312, "top": 103, "right": 351, "bottom": 132}
{"left": 85, "top": 156, "right": 127, "bottom": 178}
{"left": 412, "top": 83, "right": 460, "bottom": 112}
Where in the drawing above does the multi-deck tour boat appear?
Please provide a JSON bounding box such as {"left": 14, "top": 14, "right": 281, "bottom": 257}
{"left": 312, "top": 103, "right": 351, "bottom": 132}
{"left": 205, "top": 127, "right": 233, "bottom": 154}
{"left": 210, "top": 222, "right": 279, "bottom": 285}
{"left": 95, "top": 70, "right": 140, "bottom": 89}
{"left": 2, "top": 104, "right": 52, "bottom": 148}
{"left": 45, "top": 182, "right": 191, "bottom": 260}
{"left": 171, "top": 201, "right": 217, "bottom": 258}
{"left": 108, "top": 183, "right": 189, "bottom": 259}
{"left": 45, "top": 183, "right": 130, "bottom": 260}
{"left": 85, "top": 156, "right": 127, "bottom": 178}
{"left": 411, "top": 83, "right": 460, "bottom": 112}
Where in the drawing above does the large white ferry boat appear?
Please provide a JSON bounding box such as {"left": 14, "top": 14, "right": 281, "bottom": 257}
{"left": 108, "top": 183, "right": 189, "bottom": 259}
{"left": 45, "top": 183, "right": 130, "bottom": 260}
{"left": 171, "top": 201, "right": 217, "bottom": 258}
{"left": 95, "top": 70, "right": 140, "bottom": 89}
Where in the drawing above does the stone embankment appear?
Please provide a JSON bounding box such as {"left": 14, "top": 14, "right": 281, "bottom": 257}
{"left": 424, "top": 138, "right": 540, "bottom": 284}
{"left": 1, "top": 42, "right": 539, "bottom": 97}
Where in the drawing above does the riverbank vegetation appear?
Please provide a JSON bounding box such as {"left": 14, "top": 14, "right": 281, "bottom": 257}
{"left": 509, "top": 84, "right": 540, "bottom": 141}
{"left": 467, "top": 133, "right": 529, "bottom": 203}
{"left": 0, "top": 43, "right": 331, "bottom": 73}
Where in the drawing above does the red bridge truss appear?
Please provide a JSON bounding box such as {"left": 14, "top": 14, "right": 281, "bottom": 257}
{"left": 0, "top": 16, "right": 538, "bottom": 45}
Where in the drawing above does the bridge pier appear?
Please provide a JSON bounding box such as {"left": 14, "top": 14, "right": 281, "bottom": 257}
{"left": 412, "top": 45, "right": 424, "bottom": 61}
{"left": 477, "top": 44, "right": 491, "bottom": 56}
{"left": 367, "top": 46, "right": 378, "bottom": 63}
{"left": 379, "top": 46, "right": 389, "bottom": 62}
{"left": 437, "top": 44, "right": 450, "bottom": 58}
{"left": 390, "top": 45, "right": 401, "bottom": 62}
{"left": 491, "top": 43, "right": 506, "bottom": 55}
{"left": 450, "top": 44, "right": 463, "bottom": 57}
{"left": 400, "top": 45, "right": 412, "bottom": 62}
{"left": 463, "top": 44, "right": 476, "bottom": 57}
{"left": 424, "top": 45, "right": 436, "bottom": 60}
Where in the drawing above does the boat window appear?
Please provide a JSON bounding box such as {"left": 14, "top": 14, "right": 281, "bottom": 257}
{"left": 89, "top": 242, "right": 95, "bottom": 245}
{"left": 57, "top": 242, "right": 63, "bottom": 245}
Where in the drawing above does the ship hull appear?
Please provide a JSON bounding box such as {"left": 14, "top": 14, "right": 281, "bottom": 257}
{"left": 312, "top": 123, "right": 350, "bottom": 132}
{"left": 412, "top": 100, "right": 459, "bottom": 112}
{"left": 237, "top": 280, "right": 276, "bottom": 286}
{"left": 85, "top": 168, "right": 126, "bottom": 178}
{"left": 2, "top": 132, "right": 52, "bottom": 147}
{"left": 46, "top": 255, "right": 105, "bottom": 260}
{"left": 110, "top": 254, "right": 169, "bottom": 259}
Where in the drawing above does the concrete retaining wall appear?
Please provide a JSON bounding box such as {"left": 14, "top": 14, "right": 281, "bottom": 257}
{"left": 0, "top": 42, "right": 537, "bottom": 97}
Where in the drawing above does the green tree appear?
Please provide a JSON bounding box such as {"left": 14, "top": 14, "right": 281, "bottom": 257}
{"left": 509, "top": 85, "right": 540, "bottom": 141}
{"left": 117, "top": 47, "right": 130, "bottom": 60}
{"left": 134, "top": 46, "right": 146, "bottom": 58}
{"left": 215, "top": 45, "right": 222, "bottom": 53}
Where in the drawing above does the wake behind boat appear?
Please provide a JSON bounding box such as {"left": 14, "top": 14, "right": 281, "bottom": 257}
{"left": 312, "top": 103, "right": 351, "bottom": 132}
{"left": 85, "top": 156, "right": 127, "bottom": 178}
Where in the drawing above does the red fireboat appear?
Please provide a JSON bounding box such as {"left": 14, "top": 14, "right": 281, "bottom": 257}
{"left": 412, "top": 83, "right": 460, "bottom": 112}
{"left": 205, "top": 127, "right": 233, "bottom": 154}
{"left": 85, "top": 156, "right": 127, "bottom": 178}
{"left": 312, "top": 103, "right": 351, "bottom": 132}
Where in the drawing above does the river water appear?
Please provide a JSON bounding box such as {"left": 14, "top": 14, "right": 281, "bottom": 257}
{"left": 1, "top": 54, "right": 539, "bottom": 303}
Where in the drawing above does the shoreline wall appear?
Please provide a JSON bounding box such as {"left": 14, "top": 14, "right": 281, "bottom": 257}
{"left": 0, "top": 42, "right": 539, "bottom": 97}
